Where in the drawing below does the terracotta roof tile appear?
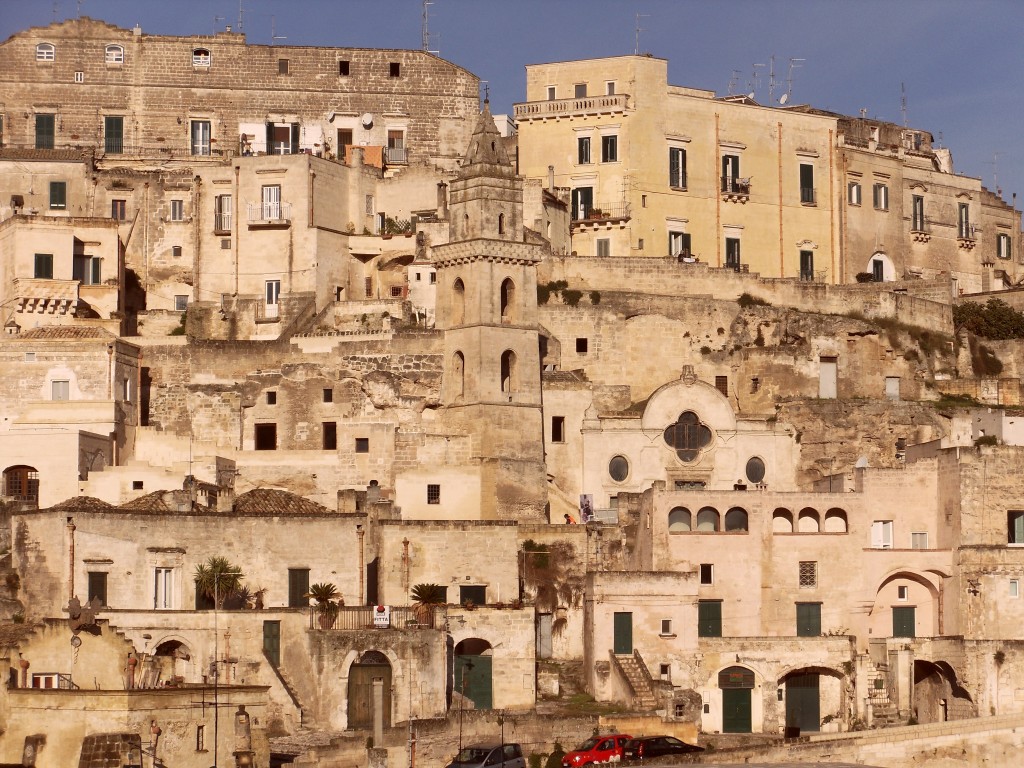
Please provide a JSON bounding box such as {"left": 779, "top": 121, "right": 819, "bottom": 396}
{"left": 47, "top": 496, "right": 115, "bottom": 513}
{"left": 233, "top": 488, "right": 332, "bottom": 516}
{"left": 17, "top": 326, "right": 117, "bottom": 341}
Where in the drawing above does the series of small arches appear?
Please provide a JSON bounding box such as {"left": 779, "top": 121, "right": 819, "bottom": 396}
{"left": 773, "top": 507, "right": 848, "bottom": 533}
{"left": 668, "top": 506, "right": 749, "bottom": 533}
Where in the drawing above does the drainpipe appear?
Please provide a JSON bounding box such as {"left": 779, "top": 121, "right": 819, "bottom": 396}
{"left": 67, "top": 517, "right": 76, "bottom": 602}
{"left": 233, "top": 165, "right": 240, "bottom": 296}
{"left": 357, "top": 525, "right": 365, "bottom": 605}
{"left": 402, "top": 538, "right": 410, "bottom": 595}
{"left": 777, "top": 122, "right": 784, "bottom": 277}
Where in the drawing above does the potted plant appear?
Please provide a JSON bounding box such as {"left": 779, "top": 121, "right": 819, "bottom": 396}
{"left": 411, "top": 583, "right": 446, "bottom": 627}
{"left": 307, "top": 582, "right": 343, "bottom": 628}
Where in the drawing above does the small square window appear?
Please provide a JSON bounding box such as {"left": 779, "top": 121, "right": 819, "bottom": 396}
{"left": 551, "top": 416, "right": 565, "bottom": 443}
{"left": 172, "top": 245, "right": 182, "bottom": 258}
{"left": 897, "top": 585, "right": 909, "bottom": 601}
{"left": 574, "top": 83, "right": 587, "bottom": 98}
{"left": 338, "top": 60, "right": 350, "bottom": 76}
{"left": 24, "top": 352, "right": 36, "bottom": 362}
{"left": 323, "top": 388, "right": 333, "bottom": 403}
{"left": 660, "top": 618, "right": 672, "bottom": 635}
{"left": 715, "top": 376, "right": 728, "bottom": 396}
{"left": 254, "top": 423, "right": 277, "bottom": 450}
{"left": 389, "top": 62, "right": 401, "bottom": 77}
{"left": 659, "top": 663, "right": 671, "bottom": 679}
{"left": 132, "top": 480, "right": 144, "bottom": 490}
{"left": 596, "top": 238, "right": 610, "bottom": 257}
{"left": 390, "top": 285, "right": 403, "bottom": 298}
{"left": 911, "top": 532, "right": 928, "bottom": 550}
{"left": 355, "top": 437, "right": 369, "bottom": 453}
{"left": 575, "top": 338, "right": 588, "bottom": 354}
{"left": 74, "top": 70, "right": 84, "bottom": 83}
{"left": 799, "top": 561, "right": 817, "bottom": 588}
{"left": 427, "top": 484, "right": 441, "bottom": 504}
{"left": 1011, "top": 579, "right": 1019, "bottom": 598}
{"left": 429, "top": 272, "right": 437, "bottom": 284}
{"left": 278, "top": 58, "right": 289, "bottom": 75}
{"left": 266, "top": 391, "right": 277, "bottom": 405}
{"left": 547, "top": 86, "right": 556, "bottom": 101}
{"left": 51, "top": 379, "right": 70, "bottom": 401}
{"left": 174, "top": 295, "right": 188, "bottom": 312}
{"left": 699, "top": 563, "right": 714, "bottom": 585}
{"left": 49, "top": 181, "right": 67, "bottom": 210}
{"left": 415, "top": 272, "right": 422, "bottom": 281}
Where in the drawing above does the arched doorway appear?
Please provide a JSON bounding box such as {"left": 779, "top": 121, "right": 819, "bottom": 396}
{"left": 718, "top": 666, "right": 754, "bottom": 733}
{"left": 149, "top": 640, "right": 192, "bottom": 687}
{"left": 3, "top": 465, "right": 39, "bottom": 505}
{"left": 454, "top": 638, "right": 492, "bottom": 709}
{"left": 347, "top": 650, "right": 392, "bottom": 729}
{"left": 913, "top": 660, "right": 975, "bottom": 723}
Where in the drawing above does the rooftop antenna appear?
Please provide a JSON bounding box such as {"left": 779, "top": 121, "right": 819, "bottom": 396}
{"left": 238, "top": 0, "right": 245, "bottom": 32}
{"left": 271, "top": 15, "right": 286, "bottom": 43}
{"left": 422, "top": 0, "right": 434, "bottom": 52}
{"left": 780, "top": 57, "right": 804, "bottom": 105}
{"left": 52, "top": 1, "right": 59, "bottom": 22}
{"left": 76, "top": 0, "right": 84, "bottom": 17}
{"left": 900, "top": 82, "right": 907, "bottom": 127}
{"left": 213, "top": 15, "right": 225, "bottom": 34}
{"left": 768, "top": 55, "right": 777, "bottom": 105}
{"left": 634, "top": 13, "right": 650, "bottom": 55}
{"left": 749, "top": 63, "right": 765, "bottom": 100}
{"left": 727, "top": 69, "right": 740, "bottom": 96}
{"left": 989, "top": 152, "right": 1002, "bottom": 196}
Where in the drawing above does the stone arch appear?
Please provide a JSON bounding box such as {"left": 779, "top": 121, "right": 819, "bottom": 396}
{"left": 498, "top": 212, "right": 506, "bottom": 235}
{"left": 772, "top": 508, "right": 794, "bottom": 533}
{"left": 913, "top": 659, "right": 976, "bottom": 723}
{"left": 454, "top": 638, "right": 493, "bottom": 710}
{"left": 724, "top": 507, "right": 748, "bottom": 532}
{"left": 866, "top": 251, "right": 895, "bottom": 282}
{"left": 797, "top": 508, "right": 820, "bottom": 533}
{"left": 500, "top": 278, "right": 515, "bottom": 324}
{"left": 871, "top": 570, "right": 941, "bottom": 639}
{"left": 696, "top": 507, "right": 720, "bottom": 532}
{"left": 500, "top": 350, "right": 517, "bottom": 394}
{"left": 778, "top": 664, "right": 848, "bottom": 734}
{"left": 347, "top": 650, "right": 393, "bottom": 729}
{"left": 668, "top": 507, "right": 691, "bottom": 532}
{"left": 823, "top": 508, "right": 848, "bottom": 533}
{"left": 452, "top": 277, "right": 465, "bottom": 326}
{"left": 452, "top": 351, "right": 465, "bottom": 400}
{"left": 148, "top": 638, "right": 193, "bottom": 686}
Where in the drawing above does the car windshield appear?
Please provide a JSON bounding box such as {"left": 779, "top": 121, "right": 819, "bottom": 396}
{"left": 454, "top": 748, "right": 491, "bottom": 763}
{"left": 575, "top": 738, "right": 601, "bottom": 751}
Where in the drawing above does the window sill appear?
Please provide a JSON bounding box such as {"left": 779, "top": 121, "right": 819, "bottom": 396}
{"left": 670, "top": 186, "right": 687, "bottom": 192}
{"left": 658, "top": 633, "right": 676, "bottom": 639}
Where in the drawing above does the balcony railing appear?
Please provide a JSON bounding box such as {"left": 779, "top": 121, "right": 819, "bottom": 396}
{"left": 255, "top": 300, "right": 280, "bottom": 322}
{"left": 800, "top": 187, "right": 816, "bottom": 205}
{"left": 721, "top": 176, "right": 751, "bottom": 199}
{"left": 247, "top": 201, "right": 292, "bottom": 225}
{"left": 385, "top": 146, "right": 408, "bottom": 164}
{"left": 310, "top": 604, "right": 446, "bottom": 630}
{"left": 571, "top": 202, "right": 631, "bottom": 223}
{"left": 214, "top": 213, "right": 232, "bottom": 233}
{"left": 514, "top": 93, "right": 629, "bottom": 120}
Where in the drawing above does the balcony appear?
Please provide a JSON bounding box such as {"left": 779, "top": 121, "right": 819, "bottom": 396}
{"left": 800, "top": 270, "right": 827, "bottom": 283}
{"left": 514, "top": 93, "right": 629, "bottom": 121}
{"left": 571, "top": 202, "right": 631, "bottom": 224}
{"left": 11, "top": 277, "right": 79, "bottom": 314}
{"left": 911, "top": 218, "right": 931, "bottom": 243}
{"left": 384, "top": 146, "right": 408, "bottom": 165}
{"left": 958, "top": 225, "right": 977, "bottom": 250}
{"left": 255, "top": 300, "right": 280, "bottom": 323}
{"left": 213, "top": 213, "right": 232, "bottom": 234}
{"left": 309, "top": 604, "right": 446, "bottom": 630}
{"left": 721, "top": 176, "right": 751, "bottom": 202}
{"left": 247, "top": 201, "right": 292, "bottom": 227}
{"left": 800, "top": 187, "right": 817, "bottom": 205}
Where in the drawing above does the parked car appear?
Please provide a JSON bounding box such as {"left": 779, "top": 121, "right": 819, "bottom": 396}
{"left": 446, "top": 743, "right": 526, "bottom": 768}
{"left": 562, "top": 734, "right": 632, "bottom": 767}
{"left": 622, "top": 736, "right": 704, "bottom": 760}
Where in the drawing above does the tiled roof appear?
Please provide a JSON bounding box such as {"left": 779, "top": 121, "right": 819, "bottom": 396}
{"left": 17, "top": 326, "right": 117, "bottom": 341}
{"left": 119, "top": 490, "right": 197, "bottom": 514}
{"left": 48, "top": 496, "right": 115, "bottom": 513}
{"left": 233, "top": 488, "right": 332, "bottom": 516}
{"left": 0, "top": 148, "right": 91, "bottom": 163}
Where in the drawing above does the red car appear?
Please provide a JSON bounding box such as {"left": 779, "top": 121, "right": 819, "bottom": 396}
{"left": 562, "top": 734, "right": 632, "bottom": 767}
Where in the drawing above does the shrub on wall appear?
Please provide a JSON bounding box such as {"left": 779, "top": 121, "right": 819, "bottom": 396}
{"left": 737, "top": 292, "right": 770, "bottom": 308}
{"left": 954, "top": 298, "right": 1024, "bottom": 339}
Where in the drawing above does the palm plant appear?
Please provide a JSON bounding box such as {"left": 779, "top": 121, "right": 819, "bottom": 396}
{"left": 411, "top": 583, "right": 446, "bottom": 626}
{"left": 307, "top": 582, "right": 342, "bottom": 628}
{"left": 193, "top": 556, "right": 244, "bottom": 610}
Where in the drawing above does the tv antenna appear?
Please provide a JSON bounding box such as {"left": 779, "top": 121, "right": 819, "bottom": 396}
{"left": 634, "top": 13, "right": 650, "bottom": 55}
{"left": 988, "top": 152, "right": 1002, "bottom": 196}
{"left": 271, "top": 16, "right": 286, "bottom": 43}
{"left": 238, "top": 0, "right": 246, "bottom": 32}
{"left": 900, "top": 82, "right": 908, "bottom": 127}
{"left": 727, "top": 69, "right": 740, "bottom": 96}
{"left": 780, "top": 57, "right": 804, "bottom": 105}
{"left": 422, "top": 0, "right": 434, "bottom": 52}
{"left": 748, "top": 63, "right": 766, "bottom": 100}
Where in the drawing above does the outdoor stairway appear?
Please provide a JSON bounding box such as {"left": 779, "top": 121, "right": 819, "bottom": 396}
{"left": 612, "top": 651, "right": 659, "bottom": 710}
{"left": 865, "top": 660, "right": 901, "bottom": 727}
{"left": 265, "top": 653, "right": 306, "bottom": 727}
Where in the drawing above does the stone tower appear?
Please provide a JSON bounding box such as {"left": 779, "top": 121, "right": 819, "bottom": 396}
{"left": 432, "top": 102, "right": 547, "bottom": 521}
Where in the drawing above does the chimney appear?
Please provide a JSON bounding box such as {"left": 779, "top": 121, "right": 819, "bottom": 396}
{"left": 548, "top": 165, "right": 555, "bottom": 192}
{"left": 437, "top": 181, "right": 448, "bottom": 219}
{"left": 217, "top": 487, "right": 235, "bottom": 514}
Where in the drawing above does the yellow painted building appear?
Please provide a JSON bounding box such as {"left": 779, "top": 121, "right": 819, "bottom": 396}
{"left": 515, "top": 55, "right": 841, "bottom": 282}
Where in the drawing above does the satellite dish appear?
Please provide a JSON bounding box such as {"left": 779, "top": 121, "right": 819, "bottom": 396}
{"left": 361, "top": 113, "right": 374, "bottom": 129}
{"left": 327, "top": 111, "right": 336, "bottom": 123}
{"left": 779, "top": 93, "right": 789, "bottom": 105}
{"left": 746, "top": 92, "right": 755, "bottom": 100}
{"left": 854, "top": 456, "right": 869, "bottom": 469}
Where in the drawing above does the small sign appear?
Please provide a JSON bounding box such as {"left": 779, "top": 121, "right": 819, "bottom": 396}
{"left": 374, "top": 605, "right": 391, "bottom": 628}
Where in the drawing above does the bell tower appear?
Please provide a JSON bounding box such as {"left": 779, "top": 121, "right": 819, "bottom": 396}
{"left": 433, "top": 101, "right": 546, "bottom": 520}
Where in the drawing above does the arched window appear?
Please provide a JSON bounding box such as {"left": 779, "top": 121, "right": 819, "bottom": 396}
{"left": 798, "top": 508, "right": 820, "bottom": 533}
{"left": 724, "top": 507, "right": 748, "bottom": 532}
{"left": 696, "top": 507, "right": 720, "bottom": 532}
{"left": 105, "top": 44, "right": 124, "bottom": 64}
{"left": 500, "top": 350, "right": 517, "bottom": 394}
{"left": 452, "top": 351, "right": 465, "bottom": 399}
{"left": 500, "top": 278, "right": 515, "bottom": 324}
{"left": 668, "top": 507, "right": 692, "bottom": 532}
{"left": 3, "top": 465, "right": 39, "bottom": 504}
{"left": 498, "top": 212, "right": 505, "bottom": 235}
{"left": 192, "top": 47, "right": 211, "bottom": 66}
{"left": 452, "top": 278, "right": 465, "bottom": 326}
{"left": 772, "top": 508, "right": 794, "bottom": 533}
{"left": 36, "top": 43, "right": 55, "bottom": 61}
{"left": 824, "top": 508, "right": 848, "bottom": 533}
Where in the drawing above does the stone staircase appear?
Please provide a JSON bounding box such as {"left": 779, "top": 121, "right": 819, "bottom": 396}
{"left": 865, "top": 658, "right": 901, "bottom": 727}
{"left": 265, "top": 651, "right": 306, "bottom": 727}
{"left": 611, "top": 651, "right": 658, "bottom": 710}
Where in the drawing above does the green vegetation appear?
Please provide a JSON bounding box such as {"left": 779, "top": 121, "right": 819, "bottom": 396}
{"left": 562, "top": 289, "right": 583, "bottom": 307}
{"left": 974, "top": 435, "right": 998, "bottom": 447}
{"left": 954, "top": 298, "right": 1024, "bottom": 339}
{"left": 193, "top": 556, "right": 244, "bottom": 609}
{"left": 934, "top": 392, "right": 983, "bottom": 409}
{"left": 537, "top": 280, "right": 570, "bottom": 305}
{"left": 589, "top": 290, "right": 601, "bottom": 305}
{"left": 737, "top": 292, "right": 770, "bottom": 308}
{"left": 968, "top": 336, "right": 1003, "bottom": 377}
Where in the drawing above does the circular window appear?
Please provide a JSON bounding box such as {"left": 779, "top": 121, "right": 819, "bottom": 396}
{"left": 745, "top": 456, "right": 766, "bottom": 484}
{"left": 608, "top": 455, "right": 629, "bottom": 482}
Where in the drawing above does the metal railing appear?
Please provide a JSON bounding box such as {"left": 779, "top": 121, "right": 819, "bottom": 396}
{"left": 214, "top": 213, "right": 232, "bottom": 233}
{"left": 385, "top": 146, "right": 407, "bottom": 164}
{"left": 721, "top": 176, "right": 751, "bottom": 195}
{"left": 309, "top": 604, "right": 446, "bottom": 630}
{"left": 800, "top": 186, "right": 816, "bottom": 205}
{"left": 247, "top": 201, "right": 292, "bottom": 224}
{"left": 571, "top": 202, "right": 631, "bottom": 222}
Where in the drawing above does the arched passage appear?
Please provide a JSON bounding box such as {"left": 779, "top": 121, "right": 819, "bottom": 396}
{"left": 772, "top": 508, "right": 794, "bottom": 533}
{"left": 798, "top": 508, "right": 820, "bottom": 533}
{"left": 149, "top": 639, "right": 192, "bottom": 687}
{"left": 871, "top": 570, "right": 941, "bottom": 639}
{"left": 913, "top": 660, "right": 976, "bottom": 723}
{"left": 454, "top": 638, "right": 492, "bottom": 709}
{"left": 779, "top": 665, "right": 845, "bottom": 735}
{"left": 348, "top": 650, "right": 392, "bottom": 729}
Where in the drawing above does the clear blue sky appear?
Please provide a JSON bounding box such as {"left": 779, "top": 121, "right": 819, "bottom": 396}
{"left": 3, "top": 0, "right": 1022, "bottom": 213}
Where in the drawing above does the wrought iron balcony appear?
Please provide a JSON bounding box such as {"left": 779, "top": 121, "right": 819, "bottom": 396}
{"left": 384, "top": 146, "right": 408, "bottom": 164}
{"left": 247, "top": 201, "right": 292, "bottom": 226}
{"left": 721, "top": 176, "right": 751, "bottom": 201}
{"left": 800, "top": 187, "right": 816, "bottom": 205}
{"left": 571, "top": 202, "right": 631, "bottom": 223}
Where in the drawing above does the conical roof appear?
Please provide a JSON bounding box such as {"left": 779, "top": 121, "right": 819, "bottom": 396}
{"left": 459, "top": 100, "right": 513, "bottom": 176}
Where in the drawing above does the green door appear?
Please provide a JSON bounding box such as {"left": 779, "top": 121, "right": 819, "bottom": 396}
{"left": 613, "top": 612, "right": 633, "bottom": 654}
{"left": 722, "top": 688, "right": 752, "bottom": 733}
{"left": 454, "top": 654, "right": 492, "bottom": 709}
{"left": 786, "top": 673, "right": 820, "bottom": 733}
{"left": 893, "top": 606, "right": 916, "bottom": 638}
{"left": 263, "top": 620, "right": 281, "bottom": 666}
